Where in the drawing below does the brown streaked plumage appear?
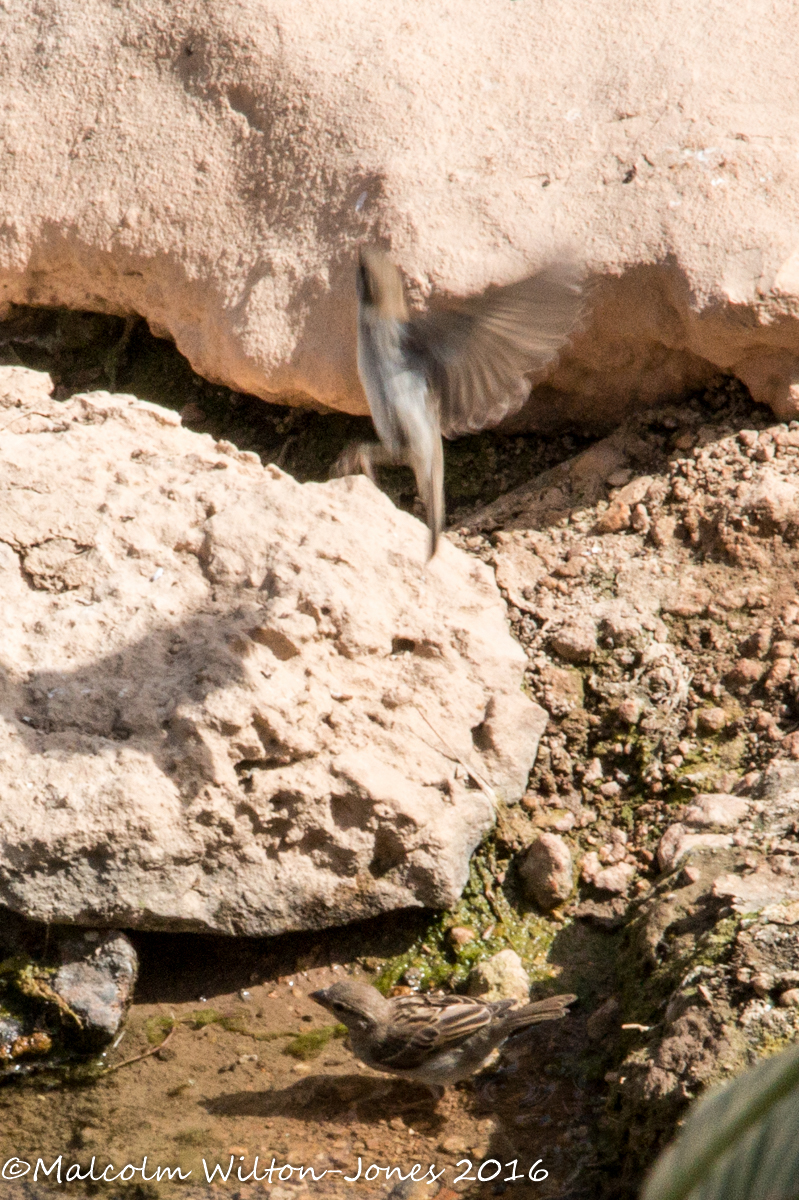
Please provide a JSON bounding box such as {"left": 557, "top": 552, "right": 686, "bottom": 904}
{"left": 332, "top": 249, "right": 584, "bottom": 558}
{"left": 310, "top": 979, "right": 576, "bottom": 1089}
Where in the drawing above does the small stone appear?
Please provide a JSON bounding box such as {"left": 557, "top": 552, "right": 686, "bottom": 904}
{"left": 600, "top": 780, "right": 621, "bottom": 797}
{"left": 651, "top": 514, "right": 677, "bottom": 547}
{"left": 725, "top": 658, "right": 767, "bottom": 689}
{"left": 782, "top": 732, "right": 799, "bottom": 760}
{"left": 778, "top": 989, "right": 799, "bottom": 1007}
{"left": 553, "top": 555, "right": 588, "bottom": 578}
{"left": 766, "top": 659, "right": 792, "bottom": 689}
{"left": 519, "top": 833, "right": 573, "bottom": 909}
{"left": 466, "top": 948, "right": 530, "bottom": 1002}
{"left": 681, "top": 793, "right": 749, "bottom": 829}
{"left": 550, "top": 620, "right": 597, "bottom": 663}
{"left": 656, "top": 824, "right": 734, "bottom": 872}
{"left": 53, "top": 931, "right": 138, "bottom": 1047}
{"left": 594, "top": 501, "right": 631, "bottom": 534}
{"left": 630, "top": 503, "right": 650, "bottom": 534}
{"left": 606, "top": 469, "right": 633, "bottom": 488}
{"left": 741, "top": 626, "right": 773, "bottom": 658}
{"left": 586, "top": 996, "right": 620, "bottom": 1041}
{"left": 616, "top": 696, "right": 645, "bottom": 725}
{"left": 662, "top": 588, "right": 711, "bottom": 617}
{"left": 697, "top": 707, "right": 727, "bottom": 734}
{"left": 599, "top": 840, "right": 627, "bottom": 866}
{"left": 449, "top": 926, "right": 476, "bottom": 948}
{"left": 581, "top": 852, "right": 636, "bottom": 894}
{"left": 751, "top": 972, "right": 774, "bottom": 998}
{"left": 531, "top": 807, "right": 576, "bottom": 832}
{"left": 583, "top": 758, "right": 604, "bottom": 786}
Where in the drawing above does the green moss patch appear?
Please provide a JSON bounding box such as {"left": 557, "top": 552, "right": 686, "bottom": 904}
{"left": 282, "top": 1024, "right": 347, "bottom": 1061}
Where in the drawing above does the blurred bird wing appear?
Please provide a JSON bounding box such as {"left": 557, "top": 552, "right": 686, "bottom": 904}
{"left": 404, "top": 263, "right": 584, "bottom": 439}
{"left": 375, "top": 994, "right": 512, "bottom": 1070}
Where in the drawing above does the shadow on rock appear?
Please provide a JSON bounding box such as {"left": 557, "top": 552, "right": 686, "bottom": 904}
{"left": 2, "top": 604, "right": 256, "bottom": 771}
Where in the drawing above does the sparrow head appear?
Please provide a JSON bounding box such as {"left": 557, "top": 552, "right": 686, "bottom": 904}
{"left": 310, "top": 980, "right": 390, "bottom": 1030}
{"left": 357, "top": 247, "right": 409, "bottom": 321}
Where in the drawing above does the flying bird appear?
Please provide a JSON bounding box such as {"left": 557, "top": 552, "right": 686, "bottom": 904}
{"left": 310, "top": 979, "right": 576, "bottom": 1090}
{"left": 332, "top": 248, "right": 584, "bottom": 558}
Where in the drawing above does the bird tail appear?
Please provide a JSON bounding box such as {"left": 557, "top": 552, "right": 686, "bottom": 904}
{"left": 501, "top": 993, "right": 577, "bottom": 1034}
{"left": 411, "top": 431, "right": 444, "bottom": 560}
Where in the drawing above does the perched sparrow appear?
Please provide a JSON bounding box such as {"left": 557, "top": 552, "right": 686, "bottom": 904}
{"left": 332, "top": 248, "right": 584, "bottom": 558}
{"left": 310, "top": 980, "right": 576, "bottom": 1089}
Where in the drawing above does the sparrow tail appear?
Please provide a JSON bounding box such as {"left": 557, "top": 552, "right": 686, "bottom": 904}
{"left": 411, "top": 434, "right": 444, "bottom": 560}
{"left": 501, "top": 993, "right": 577, "bottom": 1034}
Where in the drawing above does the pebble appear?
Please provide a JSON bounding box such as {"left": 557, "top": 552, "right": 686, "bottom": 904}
{"left": 697, "top": 707, "right": 727, "bottom": 734}
{"left": 682, "top": 794, "right": 749, "bottom": 829}
{"left": 581, "top": 853, "right": 636, "bottom": 895}
{"left": 466, "top": 949, "right": 530, "bottom": 1002}
{"left": 519, "top": 833, "right": 573, "bottom": 909}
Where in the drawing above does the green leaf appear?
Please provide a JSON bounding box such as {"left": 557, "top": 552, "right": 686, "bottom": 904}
{"left": 643, "top": 1039, "right": 799, "bottom": 1200}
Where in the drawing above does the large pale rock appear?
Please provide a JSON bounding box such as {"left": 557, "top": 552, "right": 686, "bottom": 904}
{"left": 1, "top": 2, "right": 799, "bottom": 422}
{"left": 0, "top": 367, "right": 543, "bottom": 935}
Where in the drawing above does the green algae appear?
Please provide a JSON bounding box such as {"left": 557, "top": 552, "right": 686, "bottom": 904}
{"left": 282, "top": 1024, "right": 347, "bottom": 1061}
{"left": 373, "top": 834, "right": 562, "bottom": 995}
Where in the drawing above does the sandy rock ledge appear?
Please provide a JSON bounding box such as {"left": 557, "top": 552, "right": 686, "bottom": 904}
{"left": 0, "top": 367, "right": 545, "bottom": 935}
{"left": 3, "top": 1, "right": 799, "bottom": 425}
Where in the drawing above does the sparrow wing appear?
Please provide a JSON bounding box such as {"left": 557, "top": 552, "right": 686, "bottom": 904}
{"left": 374, "top": 994, "right": 513, "bottom": 1070}
{"left": 404, "top": 262, "right": 584, "bottom": 439}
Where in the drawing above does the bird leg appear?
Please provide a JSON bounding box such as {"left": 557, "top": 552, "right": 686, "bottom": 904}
{"left": 330, "top": 440, "right": 400, "bottom": 485}
{"left": 331, "top": 439, "right": 443, "bottom": 560}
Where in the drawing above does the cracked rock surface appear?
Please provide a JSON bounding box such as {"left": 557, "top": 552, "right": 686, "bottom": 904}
{"left": 0, "top": 366, "right": 543, "bottom": 935}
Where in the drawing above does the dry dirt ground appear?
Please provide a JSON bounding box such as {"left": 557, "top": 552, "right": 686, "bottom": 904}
{"left": 2, "top": 308, "right": 799, "bottom": 1200}
{"left": 1, "top": 914, "right": 606, "bottom": 1200}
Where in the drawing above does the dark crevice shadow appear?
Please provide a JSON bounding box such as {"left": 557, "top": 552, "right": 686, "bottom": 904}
{"left": 0, "top": 903, "right": 438, "bottom": 1006}
{"left": 132, "top": 909, "right": 432, "bottom": 1006}
{"left": 0, "top": 303, "right": 604, "bottom": 525}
